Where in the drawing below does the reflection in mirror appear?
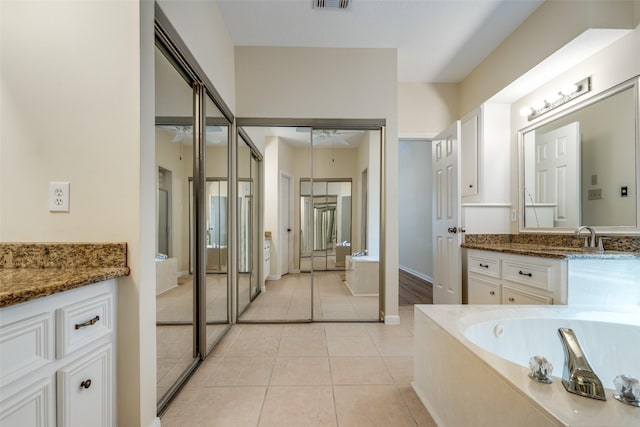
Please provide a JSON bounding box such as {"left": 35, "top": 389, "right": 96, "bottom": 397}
{"left": 522, "top": 80, "right": 638, "bottom": 230}
{"left": 237, "top": 132, "right": 261, "bottom": 317}
{"left": 299, "top": 179, "right": 352, "bottom": 272}
{"left": 154, "top": 45, "right": 196, "bottom": 404}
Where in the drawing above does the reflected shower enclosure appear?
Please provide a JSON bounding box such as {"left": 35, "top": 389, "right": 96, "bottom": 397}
{"left": 300, "top": 179, "right": 352, "bottom": 272}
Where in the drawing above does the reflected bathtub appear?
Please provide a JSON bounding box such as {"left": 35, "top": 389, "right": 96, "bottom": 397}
{"left": 413, "top": 305, "right": 640, "bottom": 427}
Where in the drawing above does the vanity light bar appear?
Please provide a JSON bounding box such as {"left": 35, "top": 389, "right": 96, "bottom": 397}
{"left": 521, "top": 76, "right": 592, "bottom": 121}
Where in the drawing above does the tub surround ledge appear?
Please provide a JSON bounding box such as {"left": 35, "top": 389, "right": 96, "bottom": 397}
{"left": 463, "top": 234, "right": 640, "bottom": 259}
{"left": 0, "top": 242, "right": 129, "bottom": 308}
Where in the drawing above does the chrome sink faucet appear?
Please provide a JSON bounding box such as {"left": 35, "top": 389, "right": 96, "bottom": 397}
{"left": 558, "top": 328, "right": 606, "bottom": 401}
{"left": 576, "top": 226, "right": 597, "bottom": 248}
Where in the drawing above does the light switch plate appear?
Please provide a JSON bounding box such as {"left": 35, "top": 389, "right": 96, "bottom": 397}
{"left": 49, "top": 182, "right": 70, "bottom": 212}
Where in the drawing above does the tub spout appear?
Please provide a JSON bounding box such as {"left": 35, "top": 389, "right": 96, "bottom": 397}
{"left": 557, "top": 328, "right": 606, "bottom": 401}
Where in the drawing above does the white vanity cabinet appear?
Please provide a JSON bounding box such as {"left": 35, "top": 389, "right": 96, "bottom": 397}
{"left": 465, "top": 249, "right": 567, "bottom": 305}
{"left": 0, "top": 280, "right": 116, "bottom": 427}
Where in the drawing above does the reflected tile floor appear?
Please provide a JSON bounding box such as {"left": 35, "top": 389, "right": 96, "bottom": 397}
{"left": 160, "top": 306, "right": 437, "bottom": 427}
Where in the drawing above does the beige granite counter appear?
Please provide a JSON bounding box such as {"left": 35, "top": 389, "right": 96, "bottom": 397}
{"left": 463, "top": 234, "right": 640, "bottom": 260}
{"left": 0, "top": 243, "right": 129, "bottom": 308}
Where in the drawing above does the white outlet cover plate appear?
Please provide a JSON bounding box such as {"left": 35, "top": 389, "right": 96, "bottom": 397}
{"left": 49, "top": 181, "right": 70, "bottom": 212}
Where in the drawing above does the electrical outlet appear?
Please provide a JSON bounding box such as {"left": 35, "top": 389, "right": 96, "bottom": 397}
{"left": 49, "top": 182, "right": 70, "bottom": 212}
{"left": 511, "top": 209, "right": 517, "bottom": 222}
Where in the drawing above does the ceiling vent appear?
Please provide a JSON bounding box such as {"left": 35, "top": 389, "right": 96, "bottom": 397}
{"left": 313, "top": 0, "right": 350, "bottom": 10}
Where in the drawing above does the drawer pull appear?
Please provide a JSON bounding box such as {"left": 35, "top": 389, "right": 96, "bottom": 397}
{"left": 479, "top": 263, "right": 489, "bottom": 268}
{"left": 518, "top": 271, "right": 533, "bottom": 277}
{"left": 489, "top": 291, "right": 495, "bottom": 295}
{"left": 80, "top": 379, "right": 92, "bottom": 389}
{"left": 508, "top": 297, "right": 515, "bottom": 302}
{"left": 75, "top": 315, "right": 100, "bottom": 330}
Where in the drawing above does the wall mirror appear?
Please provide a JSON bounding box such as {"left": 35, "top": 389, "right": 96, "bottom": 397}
{"left": 519, "top": 77, "right": 640, "bottom": 232}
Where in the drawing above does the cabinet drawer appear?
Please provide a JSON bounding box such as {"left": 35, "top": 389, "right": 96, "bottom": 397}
{"left": 56, "top": 293, "right": 113, "bottom": 359}
{"left": 57, "top": 343, "right": 113, "bottom": 427}
{"left": 502, "top": 286, "right": 552, "bottom": 305}
{"left": 0, "top": 313, "right": 52, "bottom": 385}
{"left": 468, "top": 276, "right": 501, "bottom": 304}
{"left": 468, "top": 253, "right": 500, "bottom": 279}
{"left": 503, "top": 260, "right": 552, "bottom": 291}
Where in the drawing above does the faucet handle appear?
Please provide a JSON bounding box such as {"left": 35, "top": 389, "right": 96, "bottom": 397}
{"left": 597, "top": 237, "right": 611, "bottom": 251}
{"left": 528, "top": 355, "right": 553, "bottom": 384}
{"left": 614, "top": 374, "right": 640, "bottom": 407}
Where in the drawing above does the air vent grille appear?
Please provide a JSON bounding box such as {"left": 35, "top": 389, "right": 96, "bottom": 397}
{"left": 313, "top": 0, "right": 350, "bottom": 9}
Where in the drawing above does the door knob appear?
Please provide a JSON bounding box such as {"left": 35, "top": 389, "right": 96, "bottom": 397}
{"left": 447, "top": 227, "right": 457, "bottom": 234}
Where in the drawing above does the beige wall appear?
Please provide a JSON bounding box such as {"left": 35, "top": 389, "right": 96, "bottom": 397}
{"left": 398, "top": 82, "right": 459, "bottom": 135}
{"left": 460, "top": 0, "right": 638, "bottom": 117}
{"left": 235, "top": 46, "right": 399, "bottom": 320}
{"left": 1, "top": 1, "right": 236, "bottom": 426}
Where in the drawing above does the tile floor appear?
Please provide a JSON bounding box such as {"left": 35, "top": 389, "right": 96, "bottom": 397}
{"left": 160, "top": 306, "right": 437, "bottom": 427}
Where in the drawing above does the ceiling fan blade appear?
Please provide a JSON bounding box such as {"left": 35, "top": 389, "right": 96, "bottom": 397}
{"left": 336, "top": 135, "right": 349, "bottom": 145}
{"left": 172, "top": 133, "right": 184, "bottom": 143}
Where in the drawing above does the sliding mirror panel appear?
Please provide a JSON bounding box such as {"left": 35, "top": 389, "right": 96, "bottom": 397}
{"left": 237, "top": 126, "right": 312, "bottom": 321}
{"left": 203, "top": 94, "right": 229, "bottom": 353}
{"left": 154, "top": 45, "right": 197, "bottom": 403}
{"left": 311, "top": 128, "right": 380, "bottom": 321}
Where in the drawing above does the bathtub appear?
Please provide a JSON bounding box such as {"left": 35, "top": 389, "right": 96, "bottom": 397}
{"left": 413, "top": 305, "right": 640, "bottom": 427}
{"left": 344, "top": 255, "right": 379, "bottom": 296}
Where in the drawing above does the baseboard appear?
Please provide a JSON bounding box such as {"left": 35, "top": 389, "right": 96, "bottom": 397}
{"left": 150, "top": 417, "right": 162, "bottom": 427}
{"left": 266, "top": 274, "right": 281, "bottom": 281}
{"left": 384, "top": 314, "right": 400, "bottom": 325}
{"left": 399, "top": 266, "right": 433, "bottom": 284}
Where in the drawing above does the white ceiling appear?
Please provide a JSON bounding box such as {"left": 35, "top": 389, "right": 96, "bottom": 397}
{"left": 217, "top": 0, "right": 544, "bottom": 83}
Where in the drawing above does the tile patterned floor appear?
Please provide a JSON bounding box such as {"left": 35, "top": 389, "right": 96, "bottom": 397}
{"left": 160, "top": 306, "right": 437, "bottom": 426}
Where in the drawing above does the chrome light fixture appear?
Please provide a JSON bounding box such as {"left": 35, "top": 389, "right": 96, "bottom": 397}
{"left": 313, "top": 0, "right": 350, "bottom": 9}
{"left": 520, "top": 76, "right": 591, "bottom": 121}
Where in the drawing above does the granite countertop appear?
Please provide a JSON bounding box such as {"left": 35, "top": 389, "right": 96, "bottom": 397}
{"left": 461, "top": 232, "right": 640, "bottom": 260}
{"left": 0, "top": 243, "right": 129, "bottom": 308}
{"left": 461, "top": 241, "right": 640, "bottom": 259}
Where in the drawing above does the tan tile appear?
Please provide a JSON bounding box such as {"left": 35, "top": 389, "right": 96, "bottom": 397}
{"left": 278, "top": 335, "right": 328, "bottom": 357}
{"left": 330, "top": 357, "right": 394, "bottom": 385}
{"left": 372, "top": 335, "right": 414, "bottom": 357}
{"left": 259, "top": 386, "right": 337, "bottom": 427}
{"left": 225, "top": 335, "right": 280, "bottom": 358}
{"left": 236, "top": 324, "right": 284, "bottom": 338}
{"left": 281, "top": 323, "right": 325, "bottom": 337}
{"left": 366, "top": 323, "right": 413, "bottom": 340}
{"left": 327, "top": 335, "right": 379, "bottom": 356}
{"left": 398, "top": 384, "right": 438, "bottom": 427}
{"left": 270, "top": 357, "right": 332, "bottom": 385}
{"left": 188, "top": 356, "right": 274, "bottom": 386}
{"left": 383, "top": 356, "right": 414, "bottom": 385}
{"left": 324, "top": 323, "right": 369, "bottom": 337}
{"left": 334, "top": 385, "right": 416, "bottom": 427}
{"left": 171, "top": 386, "right": 266, "bottom": 427}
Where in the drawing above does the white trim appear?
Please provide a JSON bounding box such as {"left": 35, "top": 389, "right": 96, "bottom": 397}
{"left": 384, "top": 314, "right": 400, "bottom": 325}
{"left": 461, "top": 203, "right": 512, "bottom": 207}
{"left": 150, "top": 417, "right": 162, "bottom": 427}
{"left": 398, "top": 132, "right": 437, "bottom": 140}
{"left": 399, "top": 266, "right": 432, "bottom": 284}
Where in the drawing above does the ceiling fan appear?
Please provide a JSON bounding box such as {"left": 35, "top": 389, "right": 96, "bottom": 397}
{"left": 296, "top": 128, "right": 362, "bottom": 146}
{"left": 158, "top": 125, "right": 224, "bottom": 144}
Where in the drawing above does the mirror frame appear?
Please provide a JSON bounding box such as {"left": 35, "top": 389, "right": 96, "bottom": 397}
{"left": 518, "top": 75, "right": 640, "bottom": 234}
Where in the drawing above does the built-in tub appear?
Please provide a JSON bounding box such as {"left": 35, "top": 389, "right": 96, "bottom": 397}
{"left": 344, "top": 255, "right": 379, "bottom": 296}
{"left": 413, "top": 305, "right": 640, "bottom": 427}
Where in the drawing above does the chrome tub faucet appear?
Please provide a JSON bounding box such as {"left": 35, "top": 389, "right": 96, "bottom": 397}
{"left": 558, "top": 328, "right": 606, "bottom": 401}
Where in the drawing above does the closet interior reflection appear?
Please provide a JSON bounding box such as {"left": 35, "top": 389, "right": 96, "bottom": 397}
{"left": 236, "top": 124, "right": 382, "bottom": 322}
{"left": 154, "top": 25, "right": 231, "bottom": 413}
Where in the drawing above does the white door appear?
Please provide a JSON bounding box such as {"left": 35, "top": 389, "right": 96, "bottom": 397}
{"left": 536, "top": 122, "right": 580, "bottom": 227}
{"left": 279, "top": 173, "right": 291, "bottom": 276}
{"left": 432, "top": 122, "right": 462, "bottom": 304}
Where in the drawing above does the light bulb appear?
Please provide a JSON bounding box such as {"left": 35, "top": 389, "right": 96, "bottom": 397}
{"left": 532, "top": 99, "right": 546, "bottom": 111}
{"left": 545, "top": 91, "right": 562, "bottom": 104}
{"left": 519, "top": 106, "right": 533, "bottom": 117}
{"left": 560, "top": 83, "right": 578, "bottom": 96}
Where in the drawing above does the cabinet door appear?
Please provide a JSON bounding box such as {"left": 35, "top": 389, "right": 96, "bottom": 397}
{"left": 0, "top": 379, "right": 54, "bottom": 427}
{"left": 460, "top": 112, "right": 479, "bottom": 197}
{"left": 468, "top": 275, "right": 501, "bottom": 304}
{"left": 502, "top": 286, "right": 552, "bottom": 305}
{"left": 57, "top": 343, "right": 112, "bottom": 427}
